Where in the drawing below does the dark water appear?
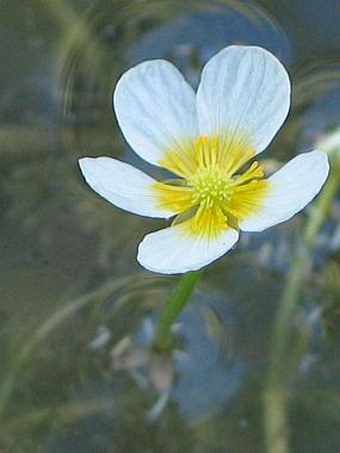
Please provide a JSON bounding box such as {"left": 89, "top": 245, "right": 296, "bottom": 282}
{"left": 1, "top": 1, "right": 340, "bottom": 451}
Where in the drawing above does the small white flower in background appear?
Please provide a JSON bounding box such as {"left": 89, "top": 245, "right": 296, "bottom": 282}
{"left": 79, "top": 46, "right": 329, "bottom": 274}
{"left": 316, "top": 127, "right": 340, "bottom": 172}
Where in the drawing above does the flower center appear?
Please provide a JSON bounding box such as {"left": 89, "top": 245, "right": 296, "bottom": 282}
{"left": 191, "top": 166, "right": 230, "bottom": 207}
{"left": 154, "top": 134, "right": 269, "bottom": 238}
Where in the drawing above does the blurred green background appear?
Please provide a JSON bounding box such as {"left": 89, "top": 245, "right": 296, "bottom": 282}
{"left": 0, "top": 0, "right": 339, "bottom": 451}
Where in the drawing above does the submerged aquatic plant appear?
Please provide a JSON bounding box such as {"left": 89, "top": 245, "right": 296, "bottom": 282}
{"left": 79, "top": 45, "right": 329, "bottom": 274}
{"left": 77, "top": 45, "right": 335, "bottom": 451}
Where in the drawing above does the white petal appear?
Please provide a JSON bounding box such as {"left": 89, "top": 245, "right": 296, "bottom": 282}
{"left": 137, "top": 224, "right": 239, "bottom": 274}
{"left": 113, "top": 60, "right": 198, "bottom": 166}
{"left": 196, "top": 46, "right": 291, "bottom": 154}
{"left": 79, "top": 157, "right": 174, "bottom": 218}
{"left": 240, "top": 150, "right": 330, "bottom": 232}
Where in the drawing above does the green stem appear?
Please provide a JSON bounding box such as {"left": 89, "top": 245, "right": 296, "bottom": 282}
{"left": 264, "top": 171, "right": 339, "bottom": 453}
{"left": 153, "top": 270, "right": 203, "bottom": 351}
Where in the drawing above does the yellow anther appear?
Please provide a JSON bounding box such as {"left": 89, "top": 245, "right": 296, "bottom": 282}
{"left": 154, "top": 134, "right": 269, "bottom": 238}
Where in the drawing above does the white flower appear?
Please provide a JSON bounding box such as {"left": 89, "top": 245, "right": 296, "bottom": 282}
{"left": 79, "top": 46, "right": 329, "bottom": 274}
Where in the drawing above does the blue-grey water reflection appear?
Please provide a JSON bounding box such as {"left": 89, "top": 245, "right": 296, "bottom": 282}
{"left": 1, "top": 1, "right": 339, "bottom": 451}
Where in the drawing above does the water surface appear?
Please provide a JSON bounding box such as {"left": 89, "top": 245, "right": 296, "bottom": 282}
{"left": 1, "top": 1, "right": 340, "bottom": 451}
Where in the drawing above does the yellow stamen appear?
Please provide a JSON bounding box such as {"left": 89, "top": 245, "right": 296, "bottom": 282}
{"left": 154, "top": 134, "right": 269, "bottom": 237}
{"left": 153, "top": 181, "right": 194, "bottom": 214}
{"left": 189, "top": 203, "right": 228, "bottom": 238}
{"left": 159, "top": 141, "right": 198, "bottom": 178}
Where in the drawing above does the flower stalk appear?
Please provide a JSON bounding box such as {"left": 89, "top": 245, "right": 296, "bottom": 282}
{"left": 264, "top": 152, "right": 339, "bottom": 453}
{"left": 152, "top": 270, "right": 203, "bottom": 351}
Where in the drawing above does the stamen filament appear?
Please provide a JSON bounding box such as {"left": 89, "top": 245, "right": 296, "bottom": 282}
{"left": 154, "top": 134, "right": 269, "bottom": 237}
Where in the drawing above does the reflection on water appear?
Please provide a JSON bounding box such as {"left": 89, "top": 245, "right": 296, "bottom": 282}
{"left": 1, "top": 0, "right": 340, "bottom": 451}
